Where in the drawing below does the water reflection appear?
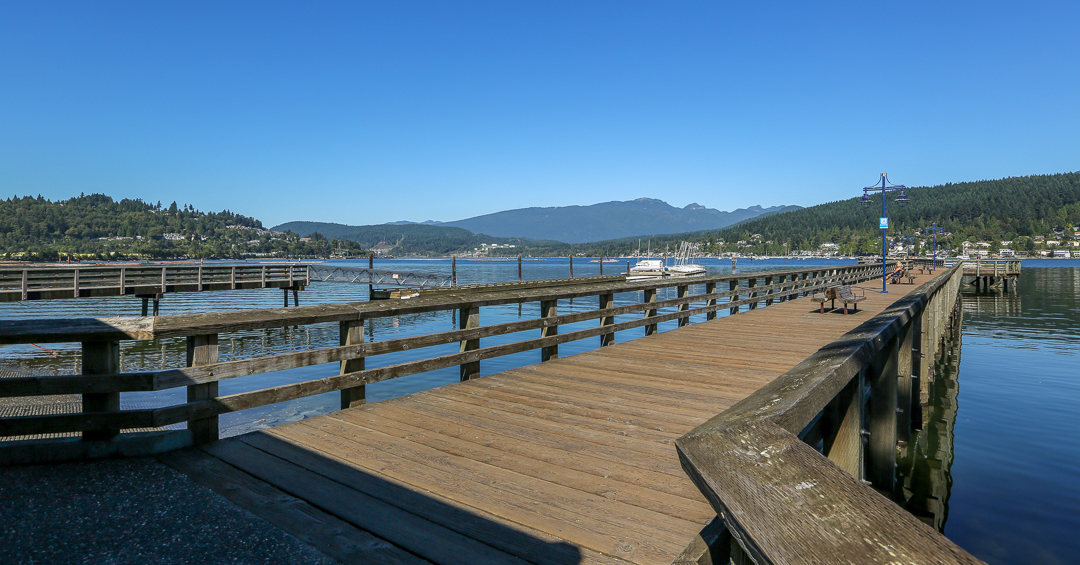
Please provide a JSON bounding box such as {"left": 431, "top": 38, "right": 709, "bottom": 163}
{"left": 901, "top": 263, "right": 1080, "bottom": 565}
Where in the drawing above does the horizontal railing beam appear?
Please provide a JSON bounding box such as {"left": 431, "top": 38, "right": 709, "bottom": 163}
{"left": 0, "top": 271, "right": 876, "bottom": 396}
{"left": 0, "top": 265, "right": 880, "bottom": 344}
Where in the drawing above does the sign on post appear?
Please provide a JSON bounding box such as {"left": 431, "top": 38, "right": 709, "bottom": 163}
{"left": 879, "top": 217, "right": 889, "bottom": 229}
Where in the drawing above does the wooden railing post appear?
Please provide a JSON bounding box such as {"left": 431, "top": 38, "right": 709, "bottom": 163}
{"left": 867, "top": 332, "right": 900, "bottom": 494}
{"left": 896, "top": 320, "right": 915, "bottom": 443}
{"left": 459, "top": 306, "right": 480, "bottom": 381}
{"left": 21, "top": 269, "right": 28, "bottom": 301}
{"left": 340, "top": 320, "right": 366, "bottom": 409}
{"left": 540, "top": 300, "right": 558, "bottom": 361}
{"left": 729, "top": 280, "right": 739, "bottom": 315}
{"left": 677, "top": 285, "right": 690, "bottom": 327}
{"left": 776, "top": 274, "right": 787, "bottom": 302}
{"left": 161, "top": 266, "right": 167, "bottom": 294}
{"left": 82, "top": 340, "right": 120, "bottom": 442}
{"left": 747, "top": 278, "right": 758, "bottom": 310}
{"left": 644, "top": 288, "right": 658, "bottom": 336}
{"left": 763, "top": 276, "right": 774, "bottom": 306}
{"left": 599, "top": 293, "right": 615, "bottom": 346}
{"left": 910, "top": 309, "right": 925, "bottom": 430}
{"left": 705, "top": 282, "right": 717, "bottom": 321}
{"left": 119, "top": 267, "right": 126, "bottom": 295}
{"left": 197, "top": 265, "right": 203, "bottom": 291}
{"left": 230, "top": 266, "right": 237, "bottom": 290}
{"left": 822, "top": 371, "right": 864, "bottom": 479}
{"left": 187, "top": 334, "right": 219, "bottom": 445}
{"left": 261, "top": 266, "right": 267, "bottom": 288}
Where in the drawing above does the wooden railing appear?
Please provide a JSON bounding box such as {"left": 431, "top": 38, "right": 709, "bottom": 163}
{"left": 675, "top": 264, "right": 984, "bottom": 564}
{"left": 0, "top": 263, "right": 309, "bottom": 302}
{"left": 0, "top": 264, "right": 880, "bottom": 464}
{"left": 912, "top": 258, "right": 1022, "bottom": 276}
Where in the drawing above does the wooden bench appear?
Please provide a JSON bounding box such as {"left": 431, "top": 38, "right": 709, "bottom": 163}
{"left": 836, "top": 285, "right": 866, "bottom": 314}
{"left": 810, "top": 286, "right": 840, "bottom": 313}
{"left": 811, "top": 285, "right": 866, "bottom": 314}
{"left": 890, "top": 270, "right": 919, "bottom": 285}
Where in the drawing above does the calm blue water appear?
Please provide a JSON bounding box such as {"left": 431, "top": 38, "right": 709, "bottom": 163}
{"left": 938, "top": 260, "right": 1080, "bottom": 564}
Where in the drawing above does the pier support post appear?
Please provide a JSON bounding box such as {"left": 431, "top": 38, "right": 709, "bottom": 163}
{"left": 677, "top": 285, "right": 690, "bottom": 327}
{"left": 705, "top": 282, "right": 716, "bottom": 321}
{"left": 340, "top": 320, "right": 366, "bottom": 409}
{"left": 867, "top": 333, "right": 900, "bottom": 495}
{"left": 600, "top": 293, "right": 615, "bottom": 346}
{"left": 540, "top": 300, "right": 558, "bottom": 361}
{"left": 82, "top": 340, "right": 120, "bottom": 442}
{"left": 644, "top": 288, "right": 658, "bottom": 336}
{"left": 152, "top": 297, "right": 160, "bottom": 316}
{"left": 141, "top": 297, "right": 149, "bottom": 317}
{"left": 459, "top": 306, "right": 480, "bottom": 381}
{"left": 187, "top": 334, "right": 219, "bottom": 446}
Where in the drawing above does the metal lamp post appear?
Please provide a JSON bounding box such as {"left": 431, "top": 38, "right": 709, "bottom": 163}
{"left": 901, "top": 235, "right": 915, "bottom": 259}
{"left": 860, "top": 173, "right": 910, "bottom": 293}
{"left": 925, "top": 222, "right": 944, "bottom": 271}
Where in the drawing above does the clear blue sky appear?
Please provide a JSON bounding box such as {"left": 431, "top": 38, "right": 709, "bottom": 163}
{"left": 2, "top": 1, "right": 1077, "bottom": 227}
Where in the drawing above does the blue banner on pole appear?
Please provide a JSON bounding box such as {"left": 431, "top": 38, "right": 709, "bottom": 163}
{"left": 879, "top": 217, "right": 889, "bottom": 229}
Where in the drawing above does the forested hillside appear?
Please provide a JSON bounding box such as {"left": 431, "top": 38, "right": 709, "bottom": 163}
{"left": 571, "top": 172, "right": 1080, "bottom": 256}
{"left": 0, "top": 194, "right": 363, "bottom": 260}
{"left": 274, "top": 221, "right": 568, "bottom": 255}
{"left": 438, "top": 199, "right": 799, "bottom": 243}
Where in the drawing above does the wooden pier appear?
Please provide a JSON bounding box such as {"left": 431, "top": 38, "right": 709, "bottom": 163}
{"left": 0, "top": 263, "right": 310, "bottom": 313}
{"left": 0, "top": 264, "right": 984, "bottom": 564}
{"left": 912, "top": 258, "right": 1021, "bottom": 292}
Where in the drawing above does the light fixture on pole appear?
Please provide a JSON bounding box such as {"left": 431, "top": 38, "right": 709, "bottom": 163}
{"left": 925, "top": 222, "right": 944, "bottom": 271}
{"left": 860, "top": 173, "right": 910, "bottom": 293}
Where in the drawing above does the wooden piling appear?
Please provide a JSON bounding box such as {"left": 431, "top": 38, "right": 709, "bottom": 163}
{"left": 186, "top": 334, "right": 219, "bottom": 445}
{"left": 339, "top": 320, "right": 365, "bottom": 409}
{"left": 458, "top": 306, "right": 480, "bottom": 381}
{"left": 81, "top": 340, "right": 120, "bottom": 442}
{"left": 540, "top": 299, "right": 558, "bottom": 361}
{"left": 600, "top": 292, "right": 615, "bottom": 346}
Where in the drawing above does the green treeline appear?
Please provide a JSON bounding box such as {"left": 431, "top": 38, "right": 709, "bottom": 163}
{"left": 0, "top": 193, "right": 364, "bottom": 260}
{"left": 273, "top": 221, "right": 568, "bottom": 256}
{"left": 554, "top": 172, "right": 1080, "bottom": 256}
{"left": 4, "top": 171, "right": 1078, "bottom": 260}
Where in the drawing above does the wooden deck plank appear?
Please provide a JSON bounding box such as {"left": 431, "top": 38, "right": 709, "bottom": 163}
{"left": 165, "top": 277, "right": 915, "bottom": 565}
{"left": 268, "top": 420, "right": 690, "bottom": 564}
{"left": 326, "top": 410, "right": 713, "bottom": 522}
{"left": 367, "top": 402, "right": 707, "bottom": 501}
{"left": 199, "top": 438, "right": 532, "bottom": 565}
{"left": 157, "top": 448, "right": 434, "bottom": 565}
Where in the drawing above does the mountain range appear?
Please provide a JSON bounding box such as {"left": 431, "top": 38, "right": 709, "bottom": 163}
{"left": 330, "top": 198, "right": 799, "bottom": 243}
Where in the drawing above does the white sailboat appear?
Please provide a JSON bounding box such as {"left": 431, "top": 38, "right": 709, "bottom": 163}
{"left": 628, "top": 240, "right": 665, "bottom": 280}
{"left": 664, "top": 241, "right": 706, "bottom": 277}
